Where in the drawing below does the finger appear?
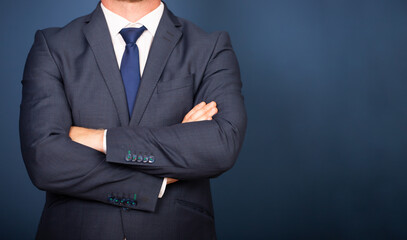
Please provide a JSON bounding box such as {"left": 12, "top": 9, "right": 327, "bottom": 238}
{"left": 189, "top": 101, "right": 216, "bottom": 121}
{"left": 199, "top": 107, "right": 218, "bottom": 121}
{"left": 182, "top": 102, "right": 207, "bottom": 123}
{"left": 183, "top": 101, "right": 206, "bottom": 121}
{"left": 190, "top": 101, "right": 216, "bottom": 121}
{"left": 167, "top": 178, "right": 178, "bottom": 184}
{"left": 189, "top": 107, "right": 218, "bottom": 122}
{"left": 207, "top": 107, "right": 218, "bottom": 118}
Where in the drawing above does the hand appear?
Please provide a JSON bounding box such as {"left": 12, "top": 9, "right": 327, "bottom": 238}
{"left": 69, "top": 126, "right": 105, "bottom": 153}
{"left": 167, "top": 101, "right": 218, "bottom": 185}
{"left": 69, "top": 101, "right": 218, "bottom": 185}
{"left": 167, "top": 178, "right": 178, "bottom": 184}
{"left": 182, "top": 101, "right": 218, "bottom": 123}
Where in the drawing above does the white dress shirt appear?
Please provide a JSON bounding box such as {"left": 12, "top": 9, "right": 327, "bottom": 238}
{"left": 101, "top": 2, "right": 167, "bottom": 198}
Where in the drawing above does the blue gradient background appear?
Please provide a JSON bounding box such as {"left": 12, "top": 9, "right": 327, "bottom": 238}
{"left": 1, "top": 0, "right": 407, "bottom": 239}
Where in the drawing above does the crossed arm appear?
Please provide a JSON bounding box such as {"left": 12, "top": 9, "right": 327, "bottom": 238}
{"left": 69, "top": 101, "right": 219, "bottom": 185}
{"left": 20, "top": 30, "right": 246, "bottom": 211}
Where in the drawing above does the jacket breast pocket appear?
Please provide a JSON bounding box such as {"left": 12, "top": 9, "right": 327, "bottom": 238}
{"left": 156, "top": 76, "right": 194, "bottom": 94}
{"left": 142, "top": 75, "right": 194, "bottom": 127}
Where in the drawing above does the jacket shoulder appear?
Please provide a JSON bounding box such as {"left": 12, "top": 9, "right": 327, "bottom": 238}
{"left": 39, "top": 12, "right": 92, "bottom": 41}
{"left": 169, "top": 15, "right": 232, "bottom": 56}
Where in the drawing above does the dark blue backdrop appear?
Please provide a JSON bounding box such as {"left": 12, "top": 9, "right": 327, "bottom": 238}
{"left": 1, "top": 0, "right": 406, "bottom": 239}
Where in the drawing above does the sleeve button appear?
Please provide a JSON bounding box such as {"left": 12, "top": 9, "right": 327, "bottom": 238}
{"left": 148, "top": 156, "right": 155, "bottom": 164}
{"left": 125, "top": 151, "right": 132, "bottom": 162}
{"left": 143, "top": 155, "right": 148, "bottom": 163}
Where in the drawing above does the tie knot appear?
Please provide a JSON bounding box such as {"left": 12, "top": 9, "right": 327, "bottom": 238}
{"left": 120, "top": 26, "right": 147, "bottom": 45}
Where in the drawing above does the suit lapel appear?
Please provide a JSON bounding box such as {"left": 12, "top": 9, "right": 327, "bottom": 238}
{"left": 129, "top": 6, "right": 183, "bottom": 126}
{"left": 83, "top": 4, "right": 130, "bottom": 126}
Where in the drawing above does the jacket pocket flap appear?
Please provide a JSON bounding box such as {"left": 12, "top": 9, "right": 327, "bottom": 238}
{"left": 157, "top": 76, "right": 193, "bottom": 94}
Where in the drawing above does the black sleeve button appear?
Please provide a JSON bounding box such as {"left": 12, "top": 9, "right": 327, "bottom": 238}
{"left": 125, "top": 151, "right": 132, "bottom": 162}
{"left": 143, "top": 155, "right": 148, "bottom": 163}
{"left": 136, "top": 155, "right": 143, "bottom": 163}
{"left": 132, "top": 154, "right": 137, "bottom": 162}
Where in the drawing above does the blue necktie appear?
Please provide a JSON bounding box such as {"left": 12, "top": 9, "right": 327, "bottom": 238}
{"left": 119, "top": 26, "right": 146, "bottom": 117}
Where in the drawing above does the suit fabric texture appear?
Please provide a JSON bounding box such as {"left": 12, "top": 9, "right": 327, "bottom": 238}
{"left": 19, "top": 2, "right": 247, "bottom": 240}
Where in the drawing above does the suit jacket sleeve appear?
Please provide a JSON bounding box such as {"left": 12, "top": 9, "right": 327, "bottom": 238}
{"left": 19, "top": 30, "right": 163, "bottom": 212}
{"left": 106, "top": 31, "right": 248, "bottom": 180}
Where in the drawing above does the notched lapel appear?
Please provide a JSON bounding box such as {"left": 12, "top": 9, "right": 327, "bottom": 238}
{"left": 129, "top": 6, "right": 183, "bottom": 126}
{"left": 83, "top": 4, "right": 130, "bottom": 126}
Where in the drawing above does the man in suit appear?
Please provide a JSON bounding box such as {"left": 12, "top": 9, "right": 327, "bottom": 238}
{"left": 19, "top": 0, "right": 247, "bottom": 239}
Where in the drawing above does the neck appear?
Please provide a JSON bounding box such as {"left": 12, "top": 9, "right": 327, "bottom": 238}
{"left": 101, "top": 0, "right": 161, "bottom": 22}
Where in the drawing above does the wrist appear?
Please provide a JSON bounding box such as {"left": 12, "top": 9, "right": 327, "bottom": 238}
{"left": 93, "top": 129, "right": 105, "bottom": 153}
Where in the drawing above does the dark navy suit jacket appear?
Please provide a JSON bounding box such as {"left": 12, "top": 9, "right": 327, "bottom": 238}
{"left": 20, "top": 2, "right": 247, "bottom": 239}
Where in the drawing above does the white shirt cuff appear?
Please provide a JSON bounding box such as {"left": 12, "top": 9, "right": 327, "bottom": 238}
{"left": 158, "top": 178, "right": 167, "bottom": 198}
{"left": 103, "top": 129, "right": 107, "bottom": 154}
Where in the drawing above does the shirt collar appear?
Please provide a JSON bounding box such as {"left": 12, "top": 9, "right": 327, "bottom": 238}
{"left": 101, "top": 2, "right": 164, "bottom": 38}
